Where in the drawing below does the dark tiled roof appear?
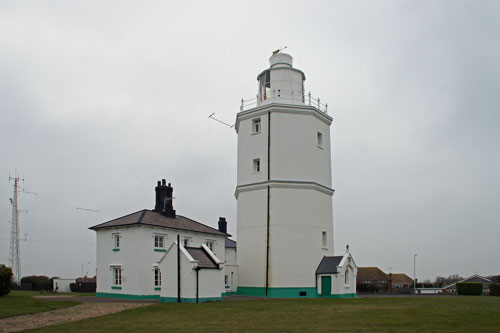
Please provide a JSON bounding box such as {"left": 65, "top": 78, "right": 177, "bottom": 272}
{"left": 225, "top": 238, "right": 237, "bottom": 248}
{"left": 89, "top": 210, "right": 229, "bottom": 237}
{"left": 391, "top": 273, "right": 414, "bottom": 284}
{"left": 316, "top": 256, "right": 343, "bottom": 274}
{"left": 186, "top": 247, "right": 218, "bottom": 269}
{"left": 357, "top": 267, "right": 390, "bottom": 282}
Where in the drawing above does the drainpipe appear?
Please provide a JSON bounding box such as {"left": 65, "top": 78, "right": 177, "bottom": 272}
{"left": 177, "top": 234, "right": 181, "bottom": 303}
{"left": 196, "top": 268, "right": 200, "bottom": 303}
{"left": 265, "top": 110, "right": 271, "bottom": 297}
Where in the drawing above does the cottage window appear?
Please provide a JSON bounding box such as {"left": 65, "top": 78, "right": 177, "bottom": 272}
{"left": 206, "top": 240, "right": 215, "bottom": 252}
{"left": 183, "top": 237, "right": 191, "bottom": 247}
{"left": 253, "top": 158, "right": 261, "bottom": 173}
{"left": 113, "top": 267, "right": 122, "bottom": 286}
{"left": 154, "top": 268, "right": 161, "bottom": 287}
{"left": 225, "top": 275, "right": 228, "bottom": 285}
{"left": 154, "top": 235, "right": 164, "bottom": 248}
{"left": 113, "top": 233, "right": 120, "bottom": 249}
{"left": 345, "top": 269, "right": 350, "bottom": 285}
{"left": 252, "top": 118, "right": 261, "bottom": 134}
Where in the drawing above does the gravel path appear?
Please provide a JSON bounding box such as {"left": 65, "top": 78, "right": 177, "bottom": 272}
{"left": 0, "top": 302, "right": 150, "bottom": 332}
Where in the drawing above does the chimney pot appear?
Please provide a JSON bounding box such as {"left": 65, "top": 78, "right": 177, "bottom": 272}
{"left": 218, "top": 217, "right": 227, "bottom": 233}
{"left": 162, "top": 179, "right": 166, "bottom": 185}
{"left": 157, "top": 181, "right": 161, "bottom": 186}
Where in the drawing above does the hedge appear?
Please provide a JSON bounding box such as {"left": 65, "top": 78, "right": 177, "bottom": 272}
{"left": 0, "top": 265, "right": 14, "bottom": 296}
{"left": 489, "top": 283, "right": 500, "bottom": 297}
{"left": 456, "top": 282, "right": 482, "bottom": 295}
{"left": 20, "top": 275, "right": 52, "bottom": 291}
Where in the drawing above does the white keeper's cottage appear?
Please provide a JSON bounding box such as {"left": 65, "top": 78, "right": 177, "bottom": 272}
{"left": 90, "top": 180, "right": 236, "bottom": 302}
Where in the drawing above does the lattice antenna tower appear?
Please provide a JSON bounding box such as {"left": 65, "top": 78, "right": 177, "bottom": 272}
{"left": 9, "top": 174, "right": 23, "bottom": 283}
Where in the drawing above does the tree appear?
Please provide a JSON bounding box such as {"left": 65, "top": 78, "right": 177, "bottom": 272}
{"left": 20, "top": 275, "right": 52, "bottom": 291}
{"left": 0, "top": 265, "right": 14, "bottom": 296}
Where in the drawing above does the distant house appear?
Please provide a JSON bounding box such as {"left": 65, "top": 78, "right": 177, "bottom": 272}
{"left": 357, "top": 267, "right": 391, "bottom": 292}
{"left": 443, "top": 274, "right": 493, "bottom": 294}
{"left": 76, "top": 276, "right": 97, "bottom": 292}
{"left": 390, "top": 273, "right": 414, "bottom": 289}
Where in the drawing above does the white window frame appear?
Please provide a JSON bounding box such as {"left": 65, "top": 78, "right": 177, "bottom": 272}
{"left": 183, "top": 237, "right": 191, "bottom": 248}
{"left": 154, "top": 267, "right": 161, "bottom": 287}
{"left": 113, "top": 233, "right": 120, "bottom": 249}
{"left": 253, "top": 158, "right": 261, "bottom": 173}
{"left": 154, "top": 234, "right": 165, "bottom": 249}
{"left": 206, "top": 240, "right": 215, "bottom": 252}
{"left": 112, "top": 267, "right": 122, "bottom": 286}
{"left": 252, "top": 118, "right": 261, "bottom": 134}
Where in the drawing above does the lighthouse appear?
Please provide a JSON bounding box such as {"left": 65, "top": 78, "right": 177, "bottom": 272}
{"left": 235, "top": 52, "right": 356, "bottom": 298}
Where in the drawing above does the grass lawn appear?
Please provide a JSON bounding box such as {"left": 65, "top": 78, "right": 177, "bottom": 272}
{"left": 0, "top": 291, "right": 80, "bottom": 319}
{"left": 29, "top": 296, "right": 500, "bottom": 332}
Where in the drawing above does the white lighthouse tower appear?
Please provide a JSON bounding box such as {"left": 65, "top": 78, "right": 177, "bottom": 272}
{"left": 235, "top": 52, "right": 355, "bottom": 298}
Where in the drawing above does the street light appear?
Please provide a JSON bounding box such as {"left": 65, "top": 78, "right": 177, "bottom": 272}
{"left": 414, "top": 254, "right": 417, "bottom": 294}
{"left": 82, "top": 262, "right": 91, "bottom": 277}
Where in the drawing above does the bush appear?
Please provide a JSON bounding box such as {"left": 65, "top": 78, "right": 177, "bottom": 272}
{"left": 456, "top": 282, "right": 482, "bottom": 295}
{"left": 20, "top": 275, "right": 52, "bottom": 291}
{"left": 489, "top": 283, "right": 500, "bottom": 296}
{"left": 70, "top": 283, "right": 77, "bottom": 292}
{"left": 0, "top": 265, "right": 14, "bottom": 296}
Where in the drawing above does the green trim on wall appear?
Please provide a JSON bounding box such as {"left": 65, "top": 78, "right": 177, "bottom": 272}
{"left": 111, "top": 286, "right": 122, "bottom": 290}
{"left": 222, "top": 291, "right": 237, "bottom": 297}
{"left": 112, "top": 248, "right": 120, "bottom": 252}
{"left": 154, "top": 248, "right": 167, "bottom": 252}
{"left": 236, "top": 287, "right": 357, "bottom": 299}
{"left": 154, "top": 287, "right": 161, "bottom": 291}
{"left": 96, "top": 292, "right": 160, "bottom": 300}
{"left": 160, "top": 296, "right": 222, "bottom": 303}
{"left": 225, "top": 285, "right": 230, "bottom": 289}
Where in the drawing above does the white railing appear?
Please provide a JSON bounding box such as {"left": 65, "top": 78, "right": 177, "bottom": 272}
{"left": 240, "top": 92, "right": 328, "bottom": 113}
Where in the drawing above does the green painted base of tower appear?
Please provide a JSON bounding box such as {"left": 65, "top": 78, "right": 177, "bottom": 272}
{"left": 236, "top": 287, "right": 357, "bottom": 299}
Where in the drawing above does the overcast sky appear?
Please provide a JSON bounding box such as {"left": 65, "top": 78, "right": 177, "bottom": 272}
{"left": 1, "top": 0, "right": 499, "bottom": 281}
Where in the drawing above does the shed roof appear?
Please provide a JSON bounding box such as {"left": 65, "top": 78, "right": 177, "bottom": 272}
{"left": 225, "top": 238, "right": 237, "bottom": 248}
{"left": 316, "top": 256, "right": 343, "bottom": 274}
{"left": 89, "top": 209, "right": 229, "bottom": 237}
{"left": 185, "top": 247, "right": 219, "bottom": 269}
{"left": 357, "top": 267, "right": 390, "bottom": 282}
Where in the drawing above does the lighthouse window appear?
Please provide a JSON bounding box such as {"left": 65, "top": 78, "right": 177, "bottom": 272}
{"left": 253, "top": 158, "right": 261, "bottom": 173}
{"left": 322, "top": 231, "right": 327, "bottom": 248}
{"left": 259, "top": 70, "right": 271, "bottom": 101}
{"left": 317, "top": 132, "right": 323, "bottom": 147}
{"left": 252, "top": 118, "right": 261, "bottom": 133}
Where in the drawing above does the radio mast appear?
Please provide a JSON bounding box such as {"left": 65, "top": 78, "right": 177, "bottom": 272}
{"left": 9, "top": 175, "right": 22, "bottom": 283}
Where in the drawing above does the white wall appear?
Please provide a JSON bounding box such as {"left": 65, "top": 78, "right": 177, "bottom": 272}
{"left": 95, "top": 225, "right": 225, "bottom": 296}
{"left": 53, "top": 278, "right": 74, "bottom": 292}
{"left": 224, "top": 247, "right": 237, "bottom": 292}
{"left": 159, "top": 243, "right": 224, "bottom": 301}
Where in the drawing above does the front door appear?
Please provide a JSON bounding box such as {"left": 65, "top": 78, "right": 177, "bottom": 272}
{"left": 321, "top": 276, "right": 331, "bottom": 296}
